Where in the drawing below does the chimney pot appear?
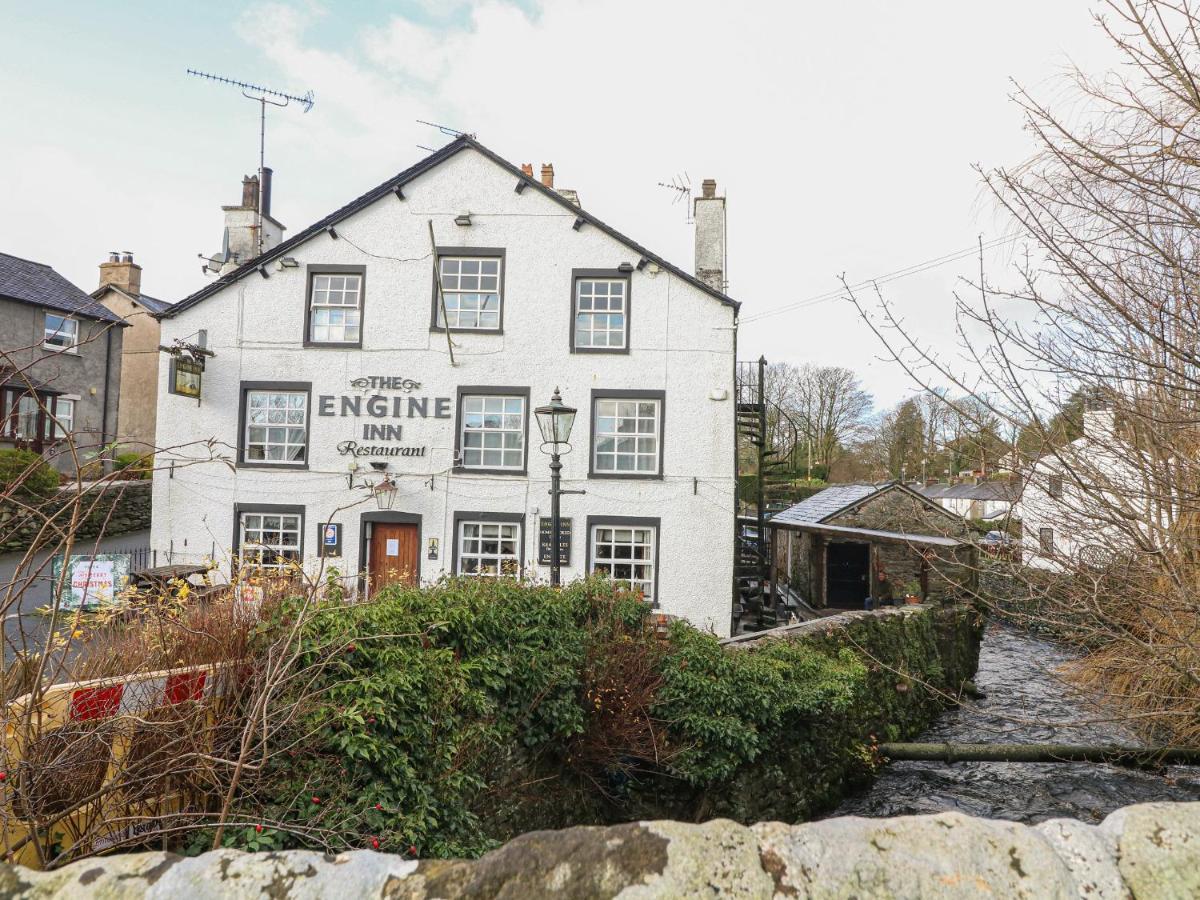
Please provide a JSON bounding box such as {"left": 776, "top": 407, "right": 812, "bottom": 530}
{"left": 701, "top": 178, "right": 717, "bottom": 199}
{"left": 540, "top": 163, "right": 554, "bottom": 188}
{"left": 121, "top": 252, "right": 133, "bottom": 264}
{"left": 108, "top": 252, "right": 120, "bottom": 263}
{"left": 520, "top": 163, "right": 534, "bottom": 177}
{"left": 242, "top": 175, "right": 259, "bottom": 209}
{"left": 260, "top": 167, "right": 273, "bottom": 218}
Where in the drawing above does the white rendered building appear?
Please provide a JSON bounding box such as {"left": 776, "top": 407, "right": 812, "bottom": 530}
{"left": 151, "top": 137, "right": 738, "bottom": 634}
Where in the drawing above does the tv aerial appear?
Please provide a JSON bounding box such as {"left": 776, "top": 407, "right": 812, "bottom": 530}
{"left": 657, "top": 173, "right": 693, "bottom": 224}
{"left": 187, "top": 68, "right": 315, "bottom": 255}
{"left": 415, "top": 118, "right": 474, "bottom": 152}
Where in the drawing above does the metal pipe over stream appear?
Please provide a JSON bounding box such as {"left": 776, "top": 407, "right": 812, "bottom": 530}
{"left": 880, "top": 742, "right": 1200, "bottom": 767}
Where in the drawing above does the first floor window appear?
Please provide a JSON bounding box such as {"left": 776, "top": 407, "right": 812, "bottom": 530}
{"left": 51, "top": 398, "right": 74, "bottom": 438}
{"left": 1039, "top": 527, "right": 1054, "bottom": 555}
{"left": 592, "top": 524, "right": 656, "bottom": 601}
{"left": 245, "top": 389, "right": 308, "bottom": 464}
{"left": 239, "top": 511, "right": 302, "bottom": 570}
{"left": 43, "top": 314, "right": 78, "bottom": 351}
{"left": 593, "top": 397, "right": 661, "bottom": 475}
{"left": 458, "top": 520, "right": 521, "bottom": 576}
{"left": 574, "top": 277, "right": 628, "bottom": 349}
{"left": 1048, "top": 473, "right": 1063, "bottom": 499}
{"left": 460, "top": 394, "right": 525, "bottom": 470}
{"left": 437, "top": 256, "right": 501, "bottom": 329}
{"left": 309, "top": 273, "right": 362, "bottom": 344}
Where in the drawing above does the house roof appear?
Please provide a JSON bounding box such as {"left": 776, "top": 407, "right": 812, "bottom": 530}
{"left": 92, "top": 283, "right": 173, "bottom": 315}
{"left": 164, "top": 135, "right": 739, "bottom": 318}
{"left": 0, "top": 253, "right": 125, "bottom": 324}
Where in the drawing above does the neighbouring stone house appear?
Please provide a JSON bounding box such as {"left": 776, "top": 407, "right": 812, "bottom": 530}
{"left": 769, "top": 481, "right": 977, "bottom": 609}
{"left": 918, "top": 479, "right": 1019, "bottom": 522}
{"left": 0, "top": 252, "right": 126, "bottom": 474}
{"left": 92, "top": 252, "right": 173, "bottom": 453}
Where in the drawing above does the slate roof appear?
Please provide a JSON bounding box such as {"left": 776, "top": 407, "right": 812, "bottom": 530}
{"left": 165, "top": 135, "right": 739, "bottom": 318}
{"left": 0, "top": 253, "right": 125, "bottom": 323}
{"left": 770, "top": 483, "right": 886, "bottom": 526}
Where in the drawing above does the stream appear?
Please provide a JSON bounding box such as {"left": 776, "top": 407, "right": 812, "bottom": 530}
{"left": 832, "top": 623, "right": 1200, "bottom": 824}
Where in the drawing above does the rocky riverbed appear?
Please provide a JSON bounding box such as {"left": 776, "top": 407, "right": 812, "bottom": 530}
{"left": 833, "top": 622, "right": 1200, "bottom": 823}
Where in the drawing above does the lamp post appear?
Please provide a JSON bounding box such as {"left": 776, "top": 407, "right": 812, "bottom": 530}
{"left": 535, "top": 388, "right": 577, "bottom": 587}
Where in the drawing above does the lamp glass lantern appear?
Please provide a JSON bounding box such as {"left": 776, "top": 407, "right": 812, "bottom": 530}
{"left": 373, "top": 477, "right": 398, "bottom": 510}
{"left": 535, "top": 388, "right": 577, "bottom": 447}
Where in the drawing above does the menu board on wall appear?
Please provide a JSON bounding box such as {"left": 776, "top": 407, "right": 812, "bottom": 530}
{"left": 537, "top": 517, "right": 572, "bottom": 566}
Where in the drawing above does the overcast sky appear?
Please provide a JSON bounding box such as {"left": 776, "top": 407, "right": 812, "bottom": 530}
{"left": 0, "top": 1, "right": 1116, "bottom": 408}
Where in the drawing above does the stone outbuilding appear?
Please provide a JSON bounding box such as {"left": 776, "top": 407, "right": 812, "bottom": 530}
{"left": 769, "top": 481, "right": 977, "bottom": 609}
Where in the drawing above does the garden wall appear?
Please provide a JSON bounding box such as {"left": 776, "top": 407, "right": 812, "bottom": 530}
{"left": 0, "top": 480, "right": 150, "bottom": 553}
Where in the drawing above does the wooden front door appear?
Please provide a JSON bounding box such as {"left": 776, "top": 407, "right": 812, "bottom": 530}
{"left": 368, "top": 522, "right": 419, "bottom": 593}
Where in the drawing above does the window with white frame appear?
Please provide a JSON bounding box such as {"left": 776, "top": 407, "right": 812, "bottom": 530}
{"left": 43, "top": 314, "right": 79, "bottom": 351}
{"left": 457, "top": 520, "right": 521, "bottom": 576}
{"left": 591, "top": 525, "right": 656, "bottom": 601}
{"left": 244, "top": 390, "right": 308, "bottom": 463}
{"left": 460, "top": 395, "right": 524, "bottom": 470}
{"left": 51, "top": 398, "right": 74, "bottom": 438}
{"left": 308, "top": 273, "right": 362, "bottom": 344}
{"left": 593, "top": 398, "right": 661, "bottom": 475}
{"left": 437, "top": 256, "right": 501, "bottom": 329}
{"left": 15, "top": 395, "right": 41, "bottom": 441}
{"left": 239, "top": 511, "right": 302, "bottom": 569}
{"left": 574, "top": 278, "right": 628, "bottom": 349}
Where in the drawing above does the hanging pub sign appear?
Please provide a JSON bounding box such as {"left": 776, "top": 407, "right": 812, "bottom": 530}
{"left": 538, "top": 517, "right": 572, "bottom": 566}
{"left": 169, "top": 356, "right": 203, "bottom": 399}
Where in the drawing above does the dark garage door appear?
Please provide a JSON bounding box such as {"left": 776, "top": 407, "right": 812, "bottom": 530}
{"left": 826, "top": 541, "right": 869, "bottom": 608}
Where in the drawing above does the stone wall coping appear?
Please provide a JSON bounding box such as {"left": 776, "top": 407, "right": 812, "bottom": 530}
{"left": 721, "top": 603, "right": 930, "bottom": 648}
{"left": 4, "top": 801, "right": 1197, "bottom": 898}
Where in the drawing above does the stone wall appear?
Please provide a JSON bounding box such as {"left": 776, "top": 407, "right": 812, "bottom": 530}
{"left": 7, "top": 801, "right": 1197, "bottom": 897}
{"left": 0, "top": 480, "right": 150, "bottom": 553}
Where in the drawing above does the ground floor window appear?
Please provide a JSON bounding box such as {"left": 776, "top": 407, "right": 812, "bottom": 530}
{"left": 1039, "top": 527, "right": 1054, "bottom": 555}
{"left": 239, "top": 511, "right": 302, "bottom": 570}
{"left": 457, "top": 520, "right": 521, "bottom": 576}
{"left": 0, "top": 389, "right": 68, "bottom": 446}
{"left": 52, "top": 397, "right": 74, "bottom": 438}
{"left": 591, "top": 523, "right": 656, "bottom": 601}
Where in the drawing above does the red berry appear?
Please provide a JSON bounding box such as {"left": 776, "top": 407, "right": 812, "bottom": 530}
{"left": 374, "top": 803, "right": 383, "bottom": 811}
{"left": 0, "top": 772, "right": 6, "bottom": 782}
{"left": 255, "top": 824, "right": 263, "bottom": 833}
{"left": 367, "top": 717, "right": 376, "bottom": 725}
{"left": 347, "top": 644, "right": 356, "bottom": 652}
{"left": 408, "top": 845, "right": 417, "bottom": 856}
{"left": 371, "top": 837, "right": 380, "bottom": 849}
{"left": 312, "top": 796, "right": 321, "bottom": 805}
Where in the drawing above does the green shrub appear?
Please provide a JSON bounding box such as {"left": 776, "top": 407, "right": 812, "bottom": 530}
{"left": 0, "top": 448, "right": 59, "bottom": 499}
{"left": 113, "top": 452, "right": 152, "bottom": 479}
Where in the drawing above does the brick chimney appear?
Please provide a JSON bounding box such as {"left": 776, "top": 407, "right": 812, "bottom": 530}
{"left": 693, "top": 178, "right": 726, "bottom": 292}
{"left": 540, "top": 163, "right": 554, "bottom": 188}
{"left": 521, "top": 163, "right": 534, "bottom": 178}
{"left": 99, "top": 250, "right": 142, "bottom": 296}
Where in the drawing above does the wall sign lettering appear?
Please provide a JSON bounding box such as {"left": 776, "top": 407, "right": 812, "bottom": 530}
{"left": 538, "top": 517, "right": 572, "bottom": 566}
{"left": 320, "top": 375, "right": 449, "bottom": 459}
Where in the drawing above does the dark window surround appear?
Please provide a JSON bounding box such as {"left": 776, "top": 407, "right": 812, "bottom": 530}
{"left": 1038, "top": 526, "right": 1055, "bottom": 554}
{"left": 585, "top": 514, "right": 661, "bottom": 607}
{"left": 236, "top": 380, "right": 312, "bottom": 471}
{"left": 357, "top": 511, "right": 423, "bottom": 596}
{"left": 588, "top": 388, "right": 665, "bottom": 481}
{"left": 569, "top": 268, "right": 631, "bottom": 355}
{"left": 1047, "top": 473, "right": 1064, "bottom": 499}
{"left": 453, "top": 385, "right": 531, "bottom": 476}
{"left": 430, "top": 246, "right": 506, "bottom": 334}
{"left": 304, "top": 264, "right": 366, "bottom": 349}
{"left": 233, "top": 503, "right": 306, "bottom": 566}
{"left": 0, "top": 387, "right": 66, "bottom": 451}
{"left": 451, "top": 510, "right": 526, "bottom": 575}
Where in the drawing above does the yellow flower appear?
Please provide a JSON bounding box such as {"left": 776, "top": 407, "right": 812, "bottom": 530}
{"left": 71, "top": 630, "right": 83, "bottom": 639}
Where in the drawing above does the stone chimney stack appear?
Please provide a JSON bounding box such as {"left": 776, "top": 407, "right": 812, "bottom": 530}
{"left": 210, "top": 172, "right": 286, "bottom": 274}
{"left": 98, "top": 250, "right": 142, "bottom": 296}
{"left": 540, "top": 163, "right": 554, "bottom": 188}
{"left": 693, "top": 178, "right": 726, "bottom": 293}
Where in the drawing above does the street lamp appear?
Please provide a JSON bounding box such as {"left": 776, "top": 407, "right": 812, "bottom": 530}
{"left": 535, "top": 388, "right": 577, "bottom": 587}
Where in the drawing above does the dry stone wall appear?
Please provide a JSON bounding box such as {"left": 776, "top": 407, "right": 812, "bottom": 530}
{"left": 4, "top": 801, "right": 1197, "bottom": 898}
{"left": 0, "top": 480, "right": 150, "bottom": 553}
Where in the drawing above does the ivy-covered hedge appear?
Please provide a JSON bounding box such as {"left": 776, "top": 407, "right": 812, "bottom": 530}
{"left": 231, "top": 579, "right": 980, "bottom": 858}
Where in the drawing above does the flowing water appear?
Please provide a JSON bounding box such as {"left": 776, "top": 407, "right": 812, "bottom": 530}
{"left": 833, "top": 623, "right": 1200, "bottom": 824}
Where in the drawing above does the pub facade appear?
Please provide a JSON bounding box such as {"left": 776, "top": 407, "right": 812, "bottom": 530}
{"left": 151, "top": 137, "right": 738, "bottom": 634}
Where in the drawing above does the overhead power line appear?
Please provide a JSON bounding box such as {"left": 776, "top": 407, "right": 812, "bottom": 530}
{"left": 739, "top": 234, "right": 1020, "bottom": 324}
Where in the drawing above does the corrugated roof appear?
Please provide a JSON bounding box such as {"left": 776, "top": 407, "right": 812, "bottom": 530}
{"left": 0, "top": 253, "right": 125, "bottom": 323}
{"left": 165, "top": 135, "right": 739, "bottom": 318}
{"left": 770, "top": 483, "right": 885, "bottom": 526}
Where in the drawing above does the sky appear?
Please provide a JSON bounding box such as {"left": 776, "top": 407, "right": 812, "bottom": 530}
{"left": 0, "top": 1, "right": 1117, "bottom": 409}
